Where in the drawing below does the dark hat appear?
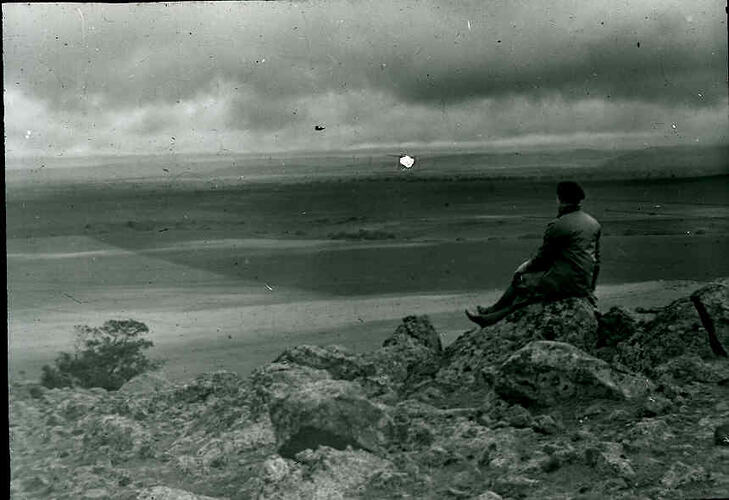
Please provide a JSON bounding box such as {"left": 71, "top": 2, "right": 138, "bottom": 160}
{"left": 557, "top": 181, "right": 585, "bottom": 204}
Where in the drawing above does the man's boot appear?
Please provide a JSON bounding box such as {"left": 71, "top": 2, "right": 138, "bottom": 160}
{"left": 465, "top": 306, "right": 513, "bottom": 328}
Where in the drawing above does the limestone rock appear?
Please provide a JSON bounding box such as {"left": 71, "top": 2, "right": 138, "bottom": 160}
{"left": 616, "top": 284, "right": 728, "bottom": 374}
{"left": 597, "top": 306, "right": 639, "bottom": 348}
{"left": 261, "top": 455, "right": 290, "bottom": 483}
{"left": 249, "top": 362, "right": 331, "bottom": 408}
{"left": 257, "top": 446, "right": 393, "bottom": 500}
{"left": 81, "top": 414, "right": 152, "bottom": 459}
{"left": 383, "top": 315, "right": 443, "bottom": 353}
{"left": 119, "top": 371, "right": 173, "bottom": 394}
{"left": 365, "top": 315, "right": 444, "bottom": 394}
{"left": 268, "top": 377, "right": 394, "bottom": 458}
{"left": 435, "top": 298, "right": 598, "bottom": 393}
{"left": 655, "top": 355, "right": 729, "bottom": 384}
{"left": 172, "top": 371, "right": 245, "bottom": 404}
{"left": 273, "top": 344, "right": 375, "bottom": 380}
{"left": 495, "top": 341, "right": 654, "bottom": 407}
{"left": 623, "top": 418, "right": 676, "bottom": 451}
{"left": 136, "top": 486, "right": 225, "bottom": 500}
{"left": 660, "top": 461, "right": 708, "bottom": 489}
{"left": 585, "top": 442, "right": 636, "bottom": 480}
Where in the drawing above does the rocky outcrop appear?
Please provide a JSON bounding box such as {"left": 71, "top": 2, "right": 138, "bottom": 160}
{"left": 495, "top": 341, "right": 654, "bottom": 407}
{"left": 10, "top": 282, "right": 729, "bottom": 500}
{"left": 615, "top": 282, "right": 729, "bottom": 375}
{"left": 383, "top": 314, "right": 443, "bottom": 353}
{"left": 251, "top": 447, "right": 394, "bottom": 500}
{"left": 364, "top": 315, "right": 444, "bottom": 396}
{"left": 136, "top": 486, "right": 225, "bottom": 500}
{"left": 273, "top": 344, "right": 375, "bottom": 380}
{"left": 433, "top": 297, "right": 598, "bottom": 396}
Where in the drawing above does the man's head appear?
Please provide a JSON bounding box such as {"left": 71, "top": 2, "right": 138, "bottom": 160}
{"left": 556, "top": 181, "right": 585, "bottom": 205}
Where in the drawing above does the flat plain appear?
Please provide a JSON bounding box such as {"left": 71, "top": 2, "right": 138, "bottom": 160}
{"left": 7, "top": 145, "right": 729, "bottom": 381}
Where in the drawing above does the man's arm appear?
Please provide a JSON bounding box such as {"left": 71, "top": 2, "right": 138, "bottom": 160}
{"left": 522, "top": 221, "right": 560, "bottom": 274}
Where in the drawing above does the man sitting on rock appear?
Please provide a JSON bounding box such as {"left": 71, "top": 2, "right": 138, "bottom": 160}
{"left": 466, "top": 181, "right": 601, "bottom": 327}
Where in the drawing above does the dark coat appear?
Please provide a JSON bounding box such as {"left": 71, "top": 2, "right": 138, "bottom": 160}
{"left": 523, "top": 205, "right": 601, "bottom": 301}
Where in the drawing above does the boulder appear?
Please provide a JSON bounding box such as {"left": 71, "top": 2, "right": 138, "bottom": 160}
{"left": 660, "top": 461, "right": 709, "bottom": 489}
{"left": 654, "top": 355, "right": 729, "bottom": 384}
{"left": 383, "top": 315, "right": 443, "bottom": 353}
{"left": 268, "top": 377, "right": 394, "bottom": 458}
{"left": 364, "top": 315, "right": 444, "bottom": 394}
{"left": 249, "top": 362, "right": 331, "bottom": 409}
{"left": 585, "top": 442, "right": 636, "bottom": 480}
{"left": 273, "top": 344, "right": 375, "bottom": 380}
{"left": 616, "top": 283, "right": 729, "bottom": 374}
{"left": 256, "top": 447, "right": 393, "bottom": 500}
{"left": 495, "top": 341, "right": 654, "bottom": 407}
{"left": 435, "top": 298, "right": 598, "bottom": 393}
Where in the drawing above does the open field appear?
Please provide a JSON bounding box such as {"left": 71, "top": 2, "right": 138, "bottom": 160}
{"left": 7, "top": 147, "right": 729, "bottom": 382}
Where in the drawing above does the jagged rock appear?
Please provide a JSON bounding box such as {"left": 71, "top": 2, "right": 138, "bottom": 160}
{"left": 660, "top": 461, "right": 708, "bottom": 488}
{"left": 655, "top": 355, "right": 729, "bottom": 384}
{"left": 136, "top": 486, "right": 225, "bottom": 499}
{"left": 435, "top": 298, "right": 598, "bottom": 393}
{"left": 597, "top": 307, "right": 639, "bottom": 348}
{"left": 273, "top": 344, "right": 375, "bottom": 380}
{"left": 81, "top": 414, "right": 152, "bottom": 460}
{"left": 532, "top": 414, "right": 564, "bottom": 435}
{"left": 495, "top": 341, "right": 654, "bottom": 407}
{"left": 616, "top": 283, "right": 729, "bottom": 374}
{"left": 261, "top": 455, "right": 290, "bottom": 483}
{"left": 119, "top": 371, "right": 173, "bottom": 394}
{"left": 623, "top": 418, "right": 676, "bottom": 451}
{"left": 640, "top": 394, "right": 673, "bottom": 417}
{"left": 11, "top": 282, "right": 729, "bottom": 500}
{"left": 383, "top": 315, "right": 443, "bottom": 353}
{"left": 249, "top": 362, "right": 331, "bottom": 408}
{"left": 690, "top": 282, "right": 729, "bottom": 356}
{"left": 585, "top": 442, "right": 636, "bottom": 480}
{"left": 268, "top": 377, "right": 394, "bottom": 458}
{"left": 492, "top": 474, "right": 540, "bottom": 498}
{"left": 365, "top": 315, "right": 443, "bottom": 394}
{"left": 257, "top": 446, "right": 393, "bottom": 500}
{"left": 172, "top": 371, "right": 245, "bottom": 404}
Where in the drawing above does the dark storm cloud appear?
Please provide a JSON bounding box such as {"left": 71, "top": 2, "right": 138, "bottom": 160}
{"left": 371, "top": 5, "right": 725, "bottom": 106}
{"left": 3, "top": 0, "right": 727, "bottom": 157}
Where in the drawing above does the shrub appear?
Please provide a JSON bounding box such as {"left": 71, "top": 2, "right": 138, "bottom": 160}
{"left": 40, "top": 319, "right": 164, "bottom": 391}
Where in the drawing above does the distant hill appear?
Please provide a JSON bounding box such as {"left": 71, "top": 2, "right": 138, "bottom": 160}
{"left": 597, "top": 145, "right": 729, "bottom": 180}
{"left": 5, "top": 144, "right": 728, "bottom": 189}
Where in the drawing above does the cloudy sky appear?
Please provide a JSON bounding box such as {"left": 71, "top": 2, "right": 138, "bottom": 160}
{"left": 3, "top": 1, "right": 727, "bottom": 158}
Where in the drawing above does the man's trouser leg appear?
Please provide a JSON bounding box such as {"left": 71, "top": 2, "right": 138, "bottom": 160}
{"left": 478, "top": 274, "right": 526, "bottom": 314}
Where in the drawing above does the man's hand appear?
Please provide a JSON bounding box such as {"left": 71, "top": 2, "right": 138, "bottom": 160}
{"left": 515, "top": 260, "right": 531, "bottom": 276}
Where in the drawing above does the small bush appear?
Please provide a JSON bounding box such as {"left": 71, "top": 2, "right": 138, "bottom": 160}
{"left": 40, "top": 319, "right": 163, "bottom": 391}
